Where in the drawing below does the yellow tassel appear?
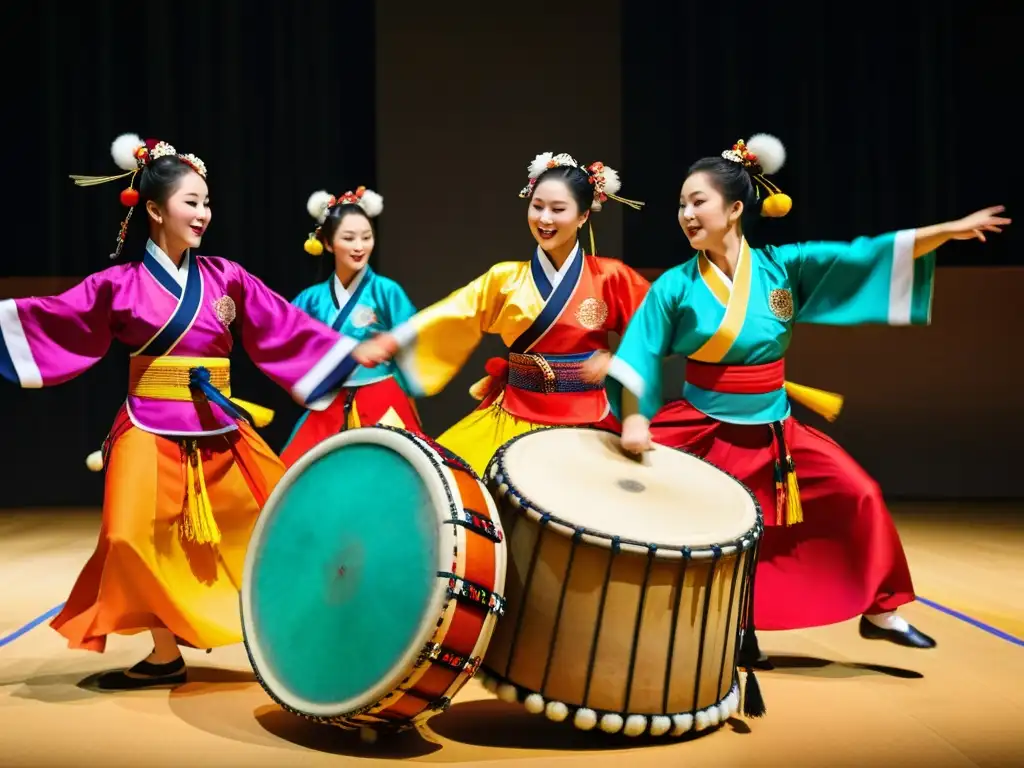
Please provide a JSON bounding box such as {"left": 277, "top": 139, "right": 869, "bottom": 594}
{"left": 468, "top": 375, "right": 492, "bottom": 401}
{"left": 229, "top": 398, "right": 275, "bottom": 428}
{"left": 785, "top": 467, "right": 803, "bottom": 526}
{"left": 589, "top": 220, "right": 597, "bottom": 255}
{"left": 181, "top": 441, "right": 221, "bottom": 546}
{"left": 304, "top": 235, "right": 324, "bottom": 256}
{"left": 784, "top": 380, "right": 844, "bottom": 422}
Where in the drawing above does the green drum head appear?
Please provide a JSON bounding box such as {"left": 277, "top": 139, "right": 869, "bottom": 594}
{"left": 242, "top": 429, "right": 444, "bottom": 717}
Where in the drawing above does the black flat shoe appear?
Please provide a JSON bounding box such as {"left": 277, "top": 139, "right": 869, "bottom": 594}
{"left": 859, "top": 616, "right": 937, "bottom": 649}
{"left": 96, "top": 656, "right": 187, "bottom": 690}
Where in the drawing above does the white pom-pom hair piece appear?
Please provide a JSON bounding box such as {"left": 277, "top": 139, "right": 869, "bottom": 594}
{"left": 306, "top": 190, "right": 334, "bottom": 224}
{"left": 111, "top": 133, "right": 144, "bottom": 172}
{"left": 745, "top": 133, "right": 786, "bottom": 176}
{"left": 357, "top": 189, "right": 384, "bottom": 218}
{"left": 528, "top": 152, "right": 554, "bottom": 179}
{"left": 599, "top": 166, "right": 621, "bottom": 198}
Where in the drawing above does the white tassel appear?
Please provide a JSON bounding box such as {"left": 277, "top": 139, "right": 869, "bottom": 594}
{"left": 85, "top": 450, "right": 104, "bottom": 472}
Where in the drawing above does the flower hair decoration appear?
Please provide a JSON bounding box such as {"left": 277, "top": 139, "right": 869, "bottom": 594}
{"left": 518, "top": 151, "right": 645, "bottom": 255}
{"left": 303, "top": 186, "right": 384, "bottom": 256}
{"left": 721, "top": 133, "right": 792, "bottom": 218}
{"left": 69, "top": 132, "right": 209, "bottom": 259}
{"left": 518, "top": 152, "right": 645, "bottom": 212}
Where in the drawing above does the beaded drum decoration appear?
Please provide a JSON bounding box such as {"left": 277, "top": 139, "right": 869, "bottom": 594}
{"left": 240, "top": 425, "right": 508, "bottom": 742}
{"left": 478, "top": 426, "right": 763, "bottom": 738}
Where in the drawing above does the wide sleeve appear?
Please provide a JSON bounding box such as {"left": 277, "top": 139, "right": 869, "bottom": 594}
{"left": 390, "top": 262, "right": 518, "bottom": 397}
{"left": 235, "top": 266, "right": 359, "bottom": 408}
{"left": 604, "top": 267, "right": 685, "bottom": 420}
{"left": 604, "top": 260, "right": 652, "bottom": 335}
{"left": 780, "top": 229, "right": 935, "bottom": 326}
{"left": 0, "top": 272, "right": 116, "bottom": 388}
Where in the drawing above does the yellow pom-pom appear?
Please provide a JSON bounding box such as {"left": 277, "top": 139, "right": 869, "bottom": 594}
{"left": 86, "top": 450, "right": 104, "bottom": 472}
{"left": 304, "top": 236, "right": 324, "bottom": 256}
{"left": 761, "top": 193, "right": 792, "bottom": 218}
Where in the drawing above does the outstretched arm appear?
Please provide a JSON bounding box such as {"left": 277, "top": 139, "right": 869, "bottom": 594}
{"left": 912, "top": 205, "right": 1010, "bottom": 257}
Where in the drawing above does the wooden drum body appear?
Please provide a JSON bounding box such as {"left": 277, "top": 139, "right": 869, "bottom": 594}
{"left": 479, "top": 427, "right": 762, "bottom": 738}
{"left": 241, "top": 426, "right": 507, "bottom": 739}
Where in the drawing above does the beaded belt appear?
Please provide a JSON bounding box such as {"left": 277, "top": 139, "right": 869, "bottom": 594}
{"left": 506, "top": 352, "right": 602, "bottom": 395}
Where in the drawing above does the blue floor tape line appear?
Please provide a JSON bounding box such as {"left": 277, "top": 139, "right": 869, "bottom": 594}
{"left": 917, "top": 596, "right": 1024, "bottom": 648}
{"left": 0, "top": 604, "right": 65, "bottom": 648}
{"left": 2, "top": 597, "right": 1022, "bottom": 650}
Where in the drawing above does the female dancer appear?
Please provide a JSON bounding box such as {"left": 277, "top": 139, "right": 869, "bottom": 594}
{"left": 0, "top": 133, "right": 370, "bottom": 689}
{"left": 355, "top": 152, "right": 651, "bottom": 475}
{"left": 279, "top": 186, "right": 422, "bottom": 467}
{"left": 603, "top": 133, "right": 1009, "bottom": 656}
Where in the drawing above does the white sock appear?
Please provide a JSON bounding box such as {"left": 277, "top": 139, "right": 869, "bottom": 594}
{"left": 865, "top": 611, "right": 910, "bottom": 633}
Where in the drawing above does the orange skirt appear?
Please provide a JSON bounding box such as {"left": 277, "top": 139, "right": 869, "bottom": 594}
{"left": 50, "top": 406, "right": 285, "bottom": 652}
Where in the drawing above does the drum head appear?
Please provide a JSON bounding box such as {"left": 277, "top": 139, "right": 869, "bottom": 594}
{"left": 242, "top": 428, "right": 449, "bottom": 718}
{"left": 496, "top": 427, "right": 758, "bottom": 548}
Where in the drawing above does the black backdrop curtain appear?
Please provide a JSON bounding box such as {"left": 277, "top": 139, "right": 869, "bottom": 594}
{"left": 1, "top": 2, "right": 376, "bottom": 506}
{"left": 621, "top": 2, "right": 1018, "bottom": 270}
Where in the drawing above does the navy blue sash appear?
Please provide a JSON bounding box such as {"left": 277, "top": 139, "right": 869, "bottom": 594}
{"left": 329, "top": 268, "right": 372, "bottom": 332}
{"left": 510, "top": 245, "right": 584, "bottom": 354}
{"left": 135, "top": 251, "right": 203, "bottom": 357}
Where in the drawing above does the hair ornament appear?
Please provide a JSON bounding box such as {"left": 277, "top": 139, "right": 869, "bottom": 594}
{"left": 585, "top": 161, "right": 645, "bottom": 212}
{"left": 722, "top": 133, "right": 792, "bottom": 218}
{"left": 303, "top": 186, "right": 383, "bottom": 255}
{"left": 69, "top": 132, "right": 208, "bottom": 259}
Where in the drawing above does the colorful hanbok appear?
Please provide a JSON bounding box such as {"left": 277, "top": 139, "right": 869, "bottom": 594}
{"left": 391, "top": 242, "right": 650, "bottom": 475}
{"left": 280, "top": 265, "right": 422, "bottom": 467}
{"left": 0, "top": 239, "right": 361, "bottom": 651}
{"left": 606, "top": 231, "right": 935, "bottom": 630}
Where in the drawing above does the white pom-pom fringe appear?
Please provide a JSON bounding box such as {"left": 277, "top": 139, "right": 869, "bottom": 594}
{"left": 649, "top": 716, "right": 672, "bottom": 737}
{"left": 545, "top": 701, "right": 569, "bottom": 722}
{"left": 86, "top": 450, "right": 104, "bottom": 473}
{"left": 599, "top": 713, "right": 624, "bottom": 734}
{"left": 524, "top": 693, "right": 545, "bottom": 714}
{"left": 600, "top": 166, "right": 621, "bottom": 197}
{"left": 358, "top": 189, "right": 384, "bottom": 218}
{"left": 671, "top": 713, "right": 694, "bottom": 736}
{"left": 528, "top": 152, "right": 554, "bottom": 179}
{"left": 497, "top": 683, "right": 518, "bottom": 703}
{"left": 306, "top": 190, "right": 333, "bottom": 224}
{"left": 111, "top": 133, "right": 144, "bottom": 172}
{"left": 746, "top": 133, "right": 786, "bottom": 175}
{"left": 573, "top": 708, "right": 598, "bottom": 730}
{"left": 623, "top": 714, "right": 648, "bottom": 737}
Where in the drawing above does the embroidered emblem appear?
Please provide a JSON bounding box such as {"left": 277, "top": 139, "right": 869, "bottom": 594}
{"left": 575, "top": 297, "right": 609, "bottom": 330}
{"left": 350, "top": 304, "right": 377, "bottom": 329}
{"left": 768, "top": 289, "right": 794, "bottom": 322}
{"left": 213, "top": 295, "right": 237, "bottom": 327}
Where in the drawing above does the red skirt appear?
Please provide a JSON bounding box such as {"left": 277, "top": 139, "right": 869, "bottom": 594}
{"left": 649, "top": 400, "right": 915, "bottom": 631}
{"left": 280, "top": 377, "right": 424, "bottom": 468}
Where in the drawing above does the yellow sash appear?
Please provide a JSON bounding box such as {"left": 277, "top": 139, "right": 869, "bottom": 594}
{"left": 128, "top": 356, "right": 274, "bottom": 427}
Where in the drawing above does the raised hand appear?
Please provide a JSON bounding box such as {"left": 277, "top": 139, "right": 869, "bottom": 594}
{"left": 948, "top": 205, "right": 1011, "bottom": 242}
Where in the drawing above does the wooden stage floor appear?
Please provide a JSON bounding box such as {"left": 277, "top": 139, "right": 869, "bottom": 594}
{"left": 2, "top": 503, "right": 1022, "bottom": 767}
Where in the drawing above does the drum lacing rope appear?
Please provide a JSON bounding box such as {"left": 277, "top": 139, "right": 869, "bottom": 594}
{"left": 581, "top": 535, "right": 621, "bottom": 707}
{"left": 623, "top": 543, "right": 657, "bottom": 712}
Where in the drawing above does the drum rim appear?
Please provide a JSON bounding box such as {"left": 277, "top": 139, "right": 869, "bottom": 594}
{"left": 485, "top": 425, "right": 764, "bottom": 559}
{"left": 240, "top": 426, "right": 453, "bottom": 719}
